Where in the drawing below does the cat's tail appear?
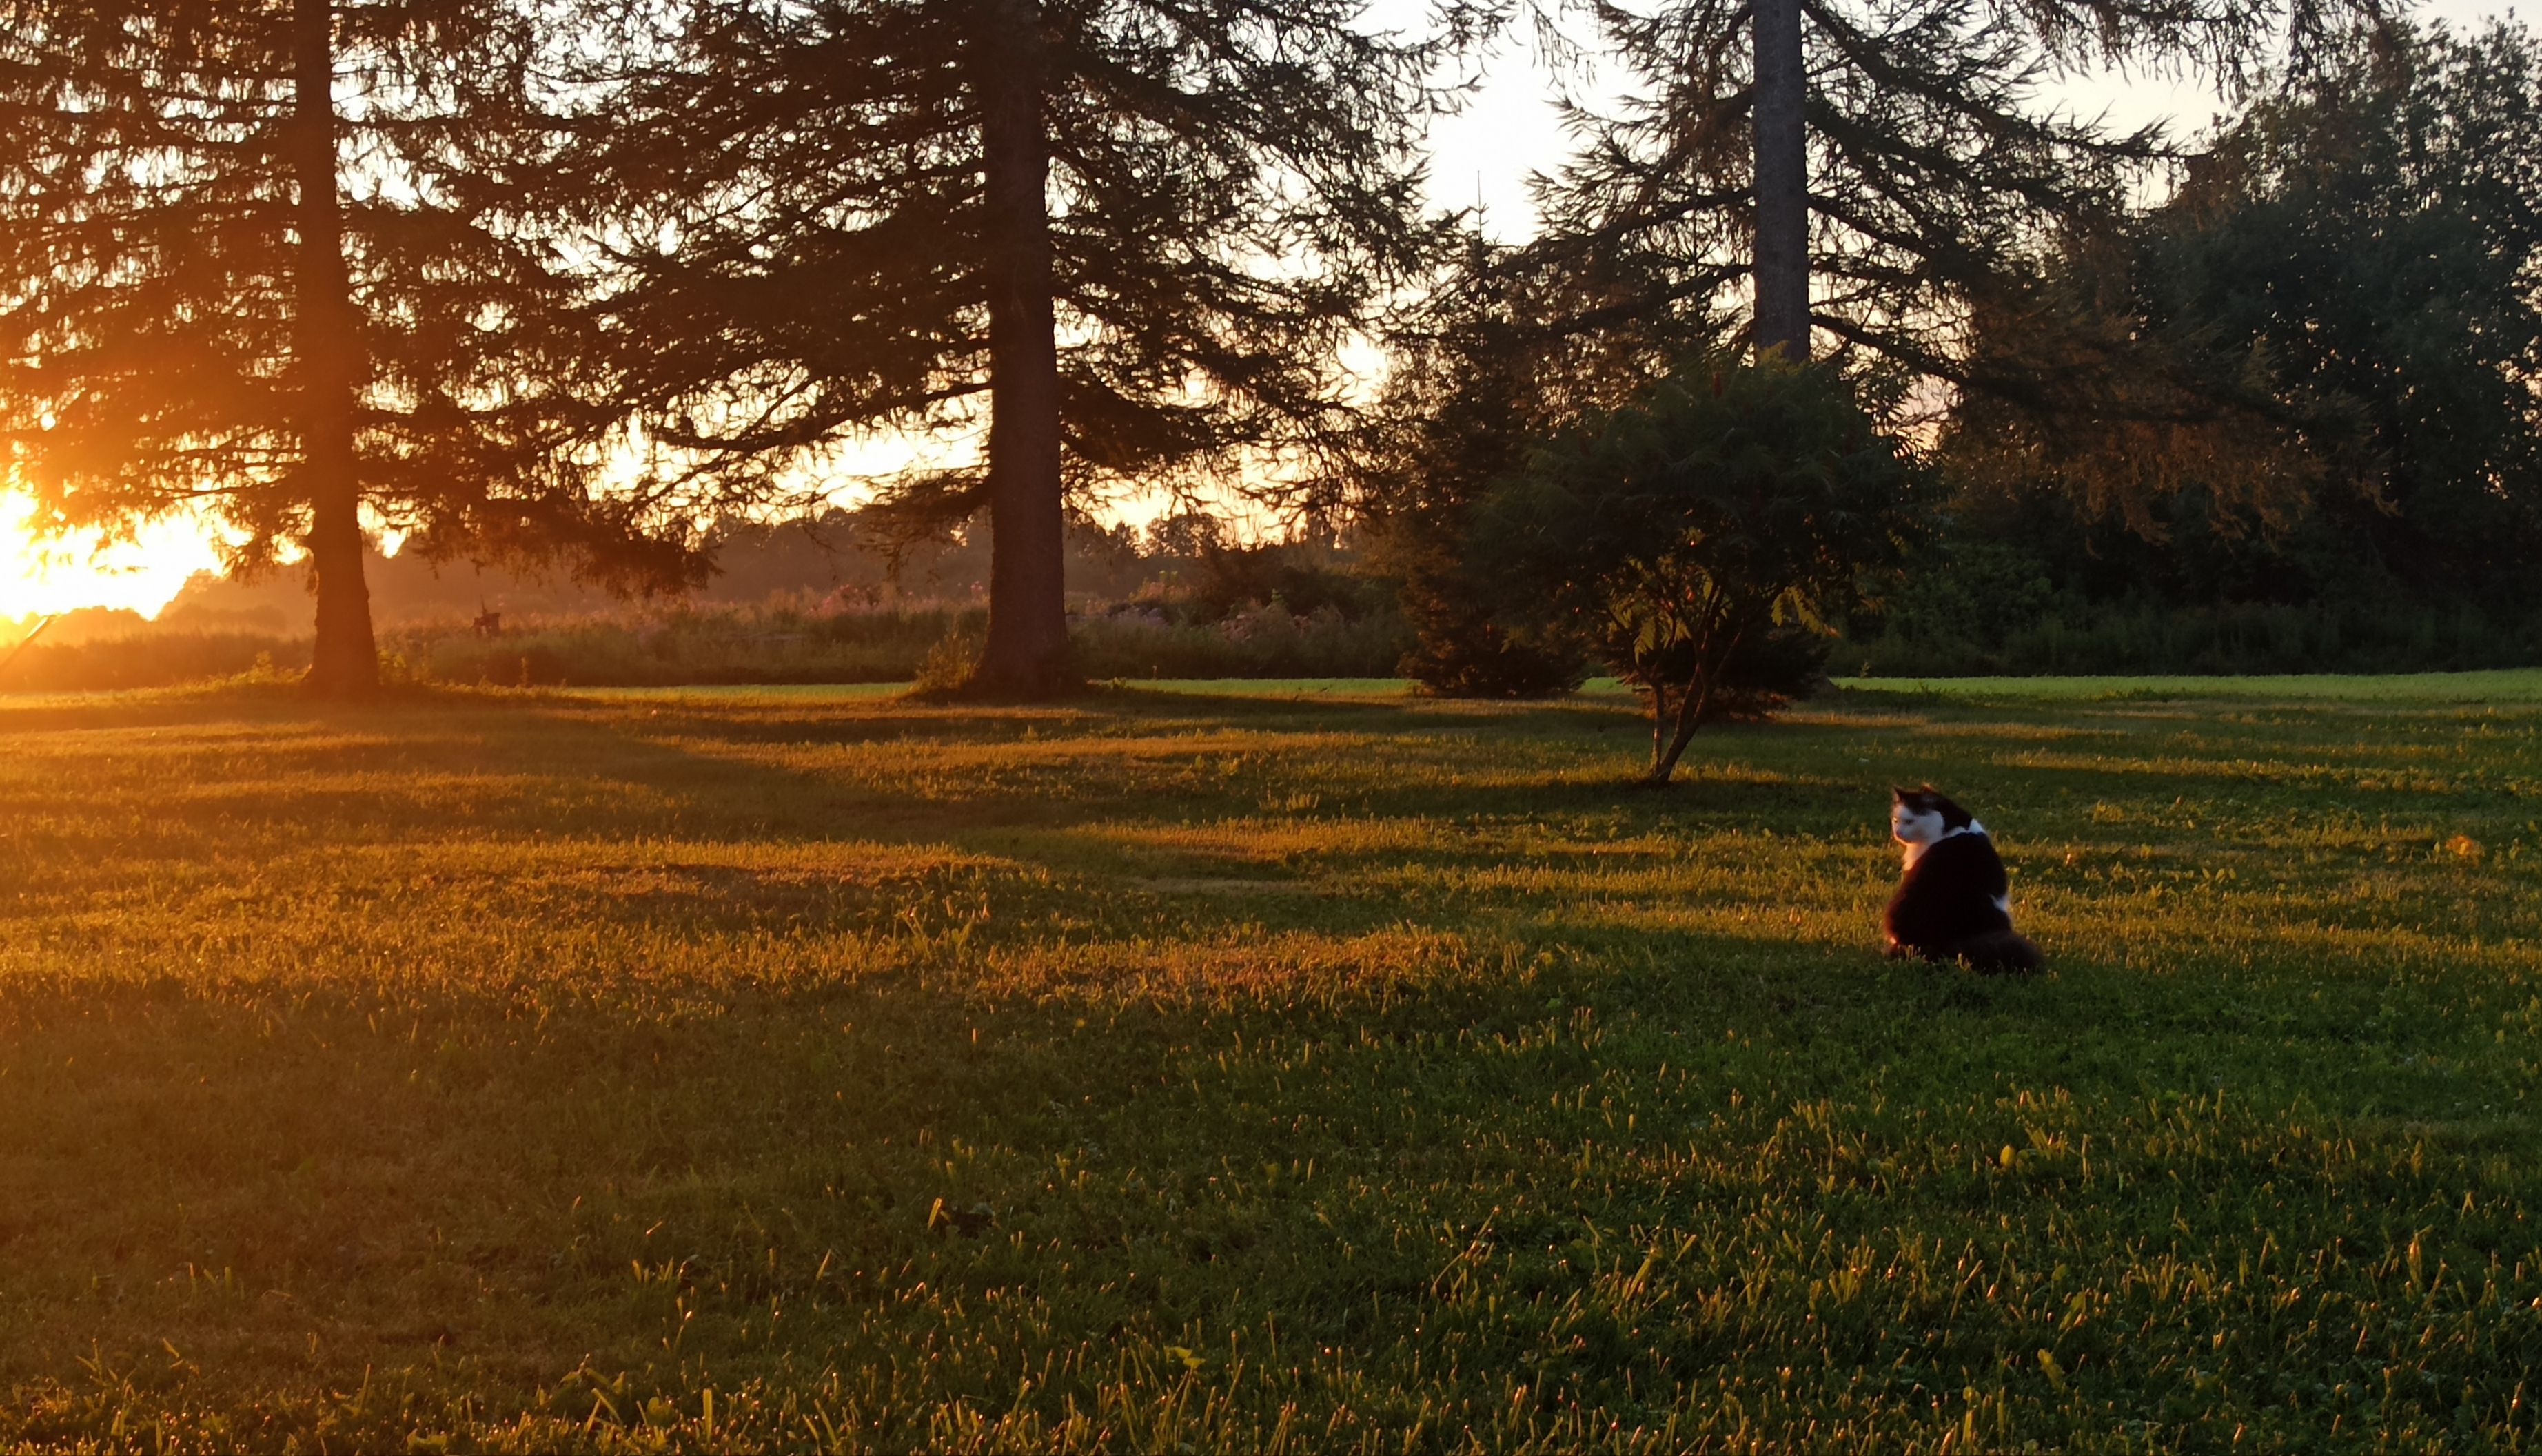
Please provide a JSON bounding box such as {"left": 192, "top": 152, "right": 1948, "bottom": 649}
{"left": 1953, "top": 930, "right": 2044, "bottom": 975}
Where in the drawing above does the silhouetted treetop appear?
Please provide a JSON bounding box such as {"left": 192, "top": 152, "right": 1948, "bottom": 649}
{"left": 1533, "top": 0, "right": 2388, "bottom": 382}
{"left": 0, "top": 0, "right": 704, "bottom": 693}
{"left": 545, "top": 0, "right": 1465, "bottom": 693}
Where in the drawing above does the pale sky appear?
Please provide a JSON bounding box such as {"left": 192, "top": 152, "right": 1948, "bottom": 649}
{"left": 3, "top": 0, "right": 2527, "bottom": 622}
{"left": 1417, "top": 0, "right": 2529, "bottom": 238}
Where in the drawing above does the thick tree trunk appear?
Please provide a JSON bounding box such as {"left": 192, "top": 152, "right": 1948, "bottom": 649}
{"left": 290, "top": 0, "right": 376, "bottom": 697}
{"left": 1751, "top": 0, "right": 1809, "bottom": 362}
{"left": 967, "top": 0, "right": 1072, "bottom": 699}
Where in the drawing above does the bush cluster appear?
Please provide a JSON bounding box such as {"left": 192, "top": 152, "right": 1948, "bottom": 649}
{"left": 0, "top": 588, "right": 1418, "bottom": 693}
{"left": 1846, "top": 541, "right": 2542, "bottom": 677}
{"left": 0, "top": 632, "right": 310, "bottom": 692}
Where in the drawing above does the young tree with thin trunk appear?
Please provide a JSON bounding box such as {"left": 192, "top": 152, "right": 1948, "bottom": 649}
{"left": 558, "top": 0, "right": 1460, "bottom": 699}
{"left": 0, "top": 0, "right": 696, "bottom": 697}
{"left": 1476, "top": 354, "right": 1921, "bottom": 784}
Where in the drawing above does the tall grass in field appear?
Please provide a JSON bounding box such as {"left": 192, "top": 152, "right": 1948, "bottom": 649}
{"left": 0, "top": 628, "right": 309, "bottom": 690}
{"left": 1, "top": 597, "right": 1417, "bottom": 691}
{"left": 395, "top": 602, "right": 964, "bottom": 686}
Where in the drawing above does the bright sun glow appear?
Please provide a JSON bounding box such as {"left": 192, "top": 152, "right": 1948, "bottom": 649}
{"left": 0, "top": 491, "right": 223, "bottom": 621}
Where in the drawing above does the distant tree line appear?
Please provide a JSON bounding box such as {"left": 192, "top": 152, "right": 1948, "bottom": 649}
{"left": 135, "top": 504, "right": 1379, "bottom": 631}
{"left": 0, "top": 507, "right": 1410, "bottom": 691}
{"left": 19, "top": 0, "right": 2537, "bottom": 722}
{"left": 1366, "top": 13, "right": 2542, "bottom": 734}
{"left": 1906, "top": 21, "right": 2542, "bottom": 670}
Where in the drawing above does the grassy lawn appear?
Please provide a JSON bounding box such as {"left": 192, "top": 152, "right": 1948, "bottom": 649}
{"left": 1, "top": 678, "right": 2536, "bottom": 1453}
{"left": 1840, "top": 669, "right": 2542, "bottom": 703}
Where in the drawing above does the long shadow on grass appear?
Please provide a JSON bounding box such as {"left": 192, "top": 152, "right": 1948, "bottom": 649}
{"left": 516, "top": 695, "right": 1922, "bottom": 947}
{"left": 12, "top": 733, "right": 2532, "bottom": 1441}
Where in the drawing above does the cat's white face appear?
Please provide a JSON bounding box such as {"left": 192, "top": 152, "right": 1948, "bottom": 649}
{"left": 1891, "top": 803, "right": 1948, "bottom": 845}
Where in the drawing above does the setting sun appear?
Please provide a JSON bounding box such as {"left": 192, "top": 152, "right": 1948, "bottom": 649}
{"left": 8, "top": 0, "right": 2542, "bottom": 1443}
{"left": 0, "top": 491, "right": 220, "bottom": 622}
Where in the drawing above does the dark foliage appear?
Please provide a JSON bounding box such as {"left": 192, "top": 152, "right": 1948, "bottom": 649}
{"left": 1849, "top": 586, "right": 2542, "bottom": 677}
{"left": 0, "top": 0, "right": 700, "bottom": 693}
{"left": 1860, "top": 19, "right": 2542, "bottom": 680}
{"left": 1357, "top": 241, "right": 1715, "bottom": 697}
{"left": 1707, "top": 624, "right": 1836, "bottom": 718}
{"left": 1949, "top": 21, "right": 2542, "bottom": 619}
{"left": 1529, "top": 0, "right": 2379, "bottom": 382}
{"left": 551, "top": 0, "right": 1463, "bottom": 695}
{"left": 1173, "top": 544, "right": 1387, "bottom": 629}
{"left": 1477, "top": 356, "right": 1923, "bottom": 783}
{"left": 1392, "top": 607, "right": 1589, "bottom": 699}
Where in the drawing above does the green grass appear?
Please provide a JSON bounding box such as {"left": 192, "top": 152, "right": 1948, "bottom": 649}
{"left": 1103, "top": 677, "right": 1420, "bottom": 698}
{"left": 1841, "top": 668, "right": 2542, "bottom": 702}
{"left": 1, "top": 677, "right": 2538, "bottom": 1453}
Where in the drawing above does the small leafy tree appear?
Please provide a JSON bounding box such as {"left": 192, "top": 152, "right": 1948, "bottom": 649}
{"left": 1479, "top": 357, "right": 1922, "bottom": 785}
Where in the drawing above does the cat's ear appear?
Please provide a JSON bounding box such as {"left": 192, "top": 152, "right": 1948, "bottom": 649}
{"left": 1918, "top": 782, "right": 1937, "bottom": 794}
{"left": 1891, "top": 786, "right": 1909, "bottom": 801}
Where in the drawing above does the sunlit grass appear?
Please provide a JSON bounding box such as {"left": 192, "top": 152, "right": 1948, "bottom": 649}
{"left": 1, "top": 679, "right": 2538, "bottom": 1452}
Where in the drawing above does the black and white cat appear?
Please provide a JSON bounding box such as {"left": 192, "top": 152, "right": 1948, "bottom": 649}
{"left": 1883, "top": 786, "right": 2044, "bottom": 973}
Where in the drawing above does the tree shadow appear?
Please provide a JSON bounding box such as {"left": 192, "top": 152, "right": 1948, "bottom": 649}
{"left": 11, "top": 683, "right": 2523, "bottom": 1426}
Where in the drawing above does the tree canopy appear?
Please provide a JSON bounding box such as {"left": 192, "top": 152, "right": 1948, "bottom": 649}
{"left": 0, "top": 0, "right": 693, "bottom": 693}
{"left": 1532, "top": 0, "right": 2383, "bottom": 378}
{"left": 1948, "top": 19, "right": 2542, "bottom": 611}
{"left": 550, "top": 0, "right": 1460, "bottom": 694}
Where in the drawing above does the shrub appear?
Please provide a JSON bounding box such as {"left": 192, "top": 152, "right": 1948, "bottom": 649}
{"left": 907, "top": 624, "right": 985, "bottom": 698}
{"left": 1394, "top": 601, "right": 1589, "bottom": 698}
{"left": 1072, "top": 599, "right": 1410, "bottom": 679}
{"left": 1847, "top": 595, "right": 2542, "bottom": 677}
{"left": 0, "top": 632, "right": 309, "bottom": 692}
{"left": 1479, "top": 355, "right": 1924, "bottom": 783}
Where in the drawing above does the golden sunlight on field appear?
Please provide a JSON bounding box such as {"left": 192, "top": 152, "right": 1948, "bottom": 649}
{"left": 0, "top": 490, "right": 219, "bottom": 621}
{"left": 3, "top": 679, "right": 2540, "bottom": 1450}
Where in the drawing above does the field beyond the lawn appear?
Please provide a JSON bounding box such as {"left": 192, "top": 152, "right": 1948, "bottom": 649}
{"left": 3, "top": 677, "right": 2539, "bottom": 1453}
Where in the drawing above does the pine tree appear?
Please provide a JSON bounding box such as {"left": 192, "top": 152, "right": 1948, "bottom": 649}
{"left": 556, "top": 0, "right": 1458, "bottom": 698}
{"left": 0, "top": 0, "right": 692, "bottom": 696}
{"left": 1545, "top": 0, "right": 2380, "bottom": 373}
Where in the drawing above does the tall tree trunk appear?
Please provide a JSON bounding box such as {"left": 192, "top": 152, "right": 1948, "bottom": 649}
{"left": 291, "top": 0, "right": 376, "bottom": 697}
{"left": 968, "top": 0, "right": 1072, "bottom": 699}
{"left": 1751, "top": 0, "right": 1809, "bottom": 362}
